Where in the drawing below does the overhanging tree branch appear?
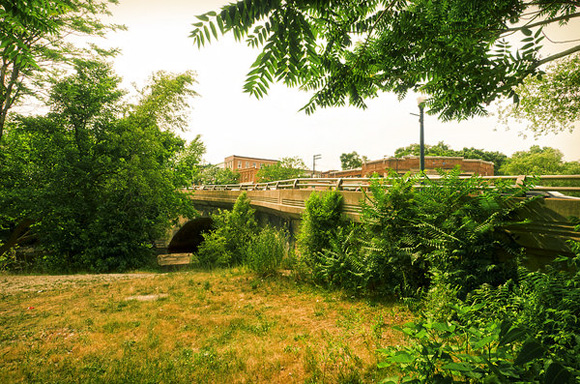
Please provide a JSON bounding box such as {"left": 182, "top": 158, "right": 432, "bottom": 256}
{"left": 534, "top": 44, "right": 580, "bottom": 67}
{"left": 503, "top": 11, "right": 580, "bottom": 33}
{"left": 191, "top": 1, "right": 580, "bottom": 123}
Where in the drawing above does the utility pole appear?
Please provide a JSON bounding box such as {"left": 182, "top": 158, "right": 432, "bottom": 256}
{"left": 312, "top": 154, "right": 321, "bottom": 178}
{"left": 417, "top": 96, "right": 427, "bottom": 172}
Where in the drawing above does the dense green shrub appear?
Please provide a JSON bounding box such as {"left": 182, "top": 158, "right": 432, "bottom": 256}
{"left": 194, "top": 229, "right": 232, "bottom": 267}
{"left": 361, "top": 170, "right": 530, "bottom": 298}
{"left": 467, "top": 250, "right": 580, "bottom": 381}
{"left": 294, "top": 171, "right": 531, "bottom": 298}
{"left": 247, "top": 226, "right": 287, "bottom": 276}
{"left": 359, "top": 173, "right": 429, "bottom": 296}
{"left": 314, "top": 223, "right": 366, "bottom": 292}
{"left": 297, "top": 190, "right": 347, "bottom": 281}
{"left": 195, "top": 192, "right": 257, "bottom": 267}
{"left": 379, "top": 304, "right": 573, "bottom": 383}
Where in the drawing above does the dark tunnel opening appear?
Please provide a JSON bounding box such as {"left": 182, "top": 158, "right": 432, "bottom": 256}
{"left": 167, "top": 217, "right": 213, "bottom": 254}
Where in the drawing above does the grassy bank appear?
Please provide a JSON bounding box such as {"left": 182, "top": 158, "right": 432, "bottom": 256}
{"left": 0, "top": 269, "right": 410, "bottom": 383}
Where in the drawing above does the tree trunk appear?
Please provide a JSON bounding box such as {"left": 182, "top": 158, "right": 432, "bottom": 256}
{"left": 0, "top": 218, "right": 35, "bottom": 257}
{"left": 0, "top": 64, "right": 20, "bottom": 142}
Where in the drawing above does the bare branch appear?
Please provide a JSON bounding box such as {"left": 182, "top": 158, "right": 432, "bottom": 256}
{"left": 503, "top": 11, "right": 580, "bottom": 34}
{"left": 542, "top": 30, "right": 580, "bottom": 44}
{"left": 534, "top": 44, "right": 580, "bottom": 67}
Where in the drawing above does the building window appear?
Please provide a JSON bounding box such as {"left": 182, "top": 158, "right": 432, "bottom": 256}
{"left": 246, "top": 161, "right": 250, "bottom": 168}
{"left": 237, "top": 161, "right": 241, "bottom": 168}
{"left": 253, "top": 162, "right": 256, "bottom": 168}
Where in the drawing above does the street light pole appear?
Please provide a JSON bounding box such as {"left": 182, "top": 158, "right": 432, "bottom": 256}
{"left": 312, "top": 154, "right": 321, "bottom": 178}
{"left": 417, "top": 96, "right": 427, "bottom": 173}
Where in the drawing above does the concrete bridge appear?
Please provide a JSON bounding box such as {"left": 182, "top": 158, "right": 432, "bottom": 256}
{"left": 157, "top": 175, "right": 580, "bottom": 266}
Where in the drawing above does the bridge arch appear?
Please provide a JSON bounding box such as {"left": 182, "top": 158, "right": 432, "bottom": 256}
{"left": 167, "top": 217, "right": 213, "bottom": 254}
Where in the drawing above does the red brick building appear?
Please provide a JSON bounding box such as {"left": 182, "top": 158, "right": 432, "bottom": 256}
{"left": 323, "top": 156, "right": 494, "bottom": 178}
{"left": 224, "top": 155, "right": 278, "bottom": 183}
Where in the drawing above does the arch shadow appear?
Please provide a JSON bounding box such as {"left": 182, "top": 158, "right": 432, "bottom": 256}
{"left": 167, "top": 217, "right": 213, "bottom": 254}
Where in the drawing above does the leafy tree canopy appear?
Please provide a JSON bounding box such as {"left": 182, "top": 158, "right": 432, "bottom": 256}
{"left": 499, "top": 53, "right": 580, "bottom": 135}
{"left": 257, "top": 156, "right": 307, "bottom": 182}
{"left": 191, "top": 0, "right": 580, "bottom": 123}
{"left": 133, "top": 70, "right": 199, "bottom": 131}
{"left": 0, "top": 60, "right": 202, "bottom": 272}
{"left": 395, "top": 142, "right": 457, "bottom": 158}
{"left": 172, "top": 135, "right": 206, "bottom": 188}
{"left": 340, "top": 151, "right": 364, "bottom": 170}
{"left": 0, "top": 0, "right": 124, "bottom": 140}
{"left": 194, "top": 164, "right": 240, "bottom": 185}
{"left": 499, "top": 145, "right": 580, "bottom": 175}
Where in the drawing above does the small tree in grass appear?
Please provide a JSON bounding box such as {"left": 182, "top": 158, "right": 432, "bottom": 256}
{"left": 196, "top": 192, "right": 257, "bottom": 267}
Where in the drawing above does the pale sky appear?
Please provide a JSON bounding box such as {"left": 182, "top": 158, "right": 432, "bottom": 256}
{"left": 102, "top": 0, "right": 580, "bottom": 171}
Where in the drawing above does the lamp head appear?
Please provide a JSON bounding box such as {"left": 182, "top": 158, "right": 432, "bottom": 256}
{"left": 417, "top": 95, "right": 427, "bottom": 106}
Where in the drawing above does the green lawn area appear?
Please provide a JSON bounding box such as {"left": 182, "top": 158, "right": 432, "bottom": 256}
{"left": 0, "top": 269, "right": 410, "bottom": 383}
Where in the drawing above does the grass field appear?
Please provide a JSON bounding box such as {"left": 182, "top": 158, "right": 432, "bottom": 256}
{"left": 0, "top": 268, "right": 410, "bottom": 383}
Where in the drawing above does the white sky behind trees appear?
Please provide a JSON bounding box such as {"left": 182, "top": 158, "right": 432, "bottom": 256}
{"left": 102, "top": 0, "right": 580, "bottom": 171}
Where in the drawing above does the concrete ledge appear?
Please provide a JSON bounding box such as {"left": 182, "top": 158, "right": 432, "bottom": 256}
{"left": 157, "top": 253, "right": 192, "bottom": 266}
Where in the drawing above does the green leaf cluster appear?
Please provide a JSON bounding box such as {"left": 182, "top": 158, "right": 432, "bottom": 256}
{"left": 194, "top": 164, "right": 240, "bottom": 186}
{"left": 297, "top": 190, "right": 347, "bottom": 281}
{"left": 499, "top": 145, "right": 580, "bottom": 176}
{"left": 171, "top": 135, "right": 206, "bottom": 188}
{"left": 340, "top": 151, "right": 364, "bottom": 170}
{"left": 498, "top": 146, "right": 580, "bottom": 195}
{"left": 499, "top": 53, "right": 580, "bottom": 135}
{"left": 363, "top": 170, "right": 529, "bottom": 297}
{"left": 379, "top": 248, "right": 580, "bottom": 383}
{"left": 380, "top": 311, "right": 572, "bottom": 383}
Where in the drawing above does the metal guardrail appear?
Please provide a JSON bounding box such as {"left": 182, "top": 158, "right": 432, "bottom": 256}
{"left": 190, "top": 175, "right": 580, "bottom": 194}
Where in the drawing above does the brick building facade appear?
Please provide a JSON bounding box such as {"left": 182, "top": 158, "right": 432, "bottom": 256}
{"left": 323, "top": 156, "right": 494, "bottom": 178}
{"left": 224, "top": 155, "right": 278, "bottom": 183}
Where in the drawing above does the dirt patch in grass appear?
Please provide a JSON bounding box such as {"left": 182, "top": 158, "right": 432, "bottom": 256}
{"left": 0, "top": 268, "right": 411, "bottom": 383}
{"left": 0, "top": 273, "right": 156, "bottom": 293}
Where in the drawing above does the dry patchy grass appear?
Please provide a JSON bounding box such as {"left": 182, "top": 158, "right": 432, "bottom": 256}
{"left": 0, "top": 269, "right": 411, "bottom": 383}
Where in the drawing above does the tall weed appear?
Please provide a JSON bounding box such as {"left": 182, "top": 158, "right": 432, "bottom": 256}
{"left": 297, "top": 191, "right": 347, "bottom": 281}
{"left": 247, "top": 226, "right": 287, "bottom": 276}
{"left": 316, "top": 223, "right": 366, "bottom": 293}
